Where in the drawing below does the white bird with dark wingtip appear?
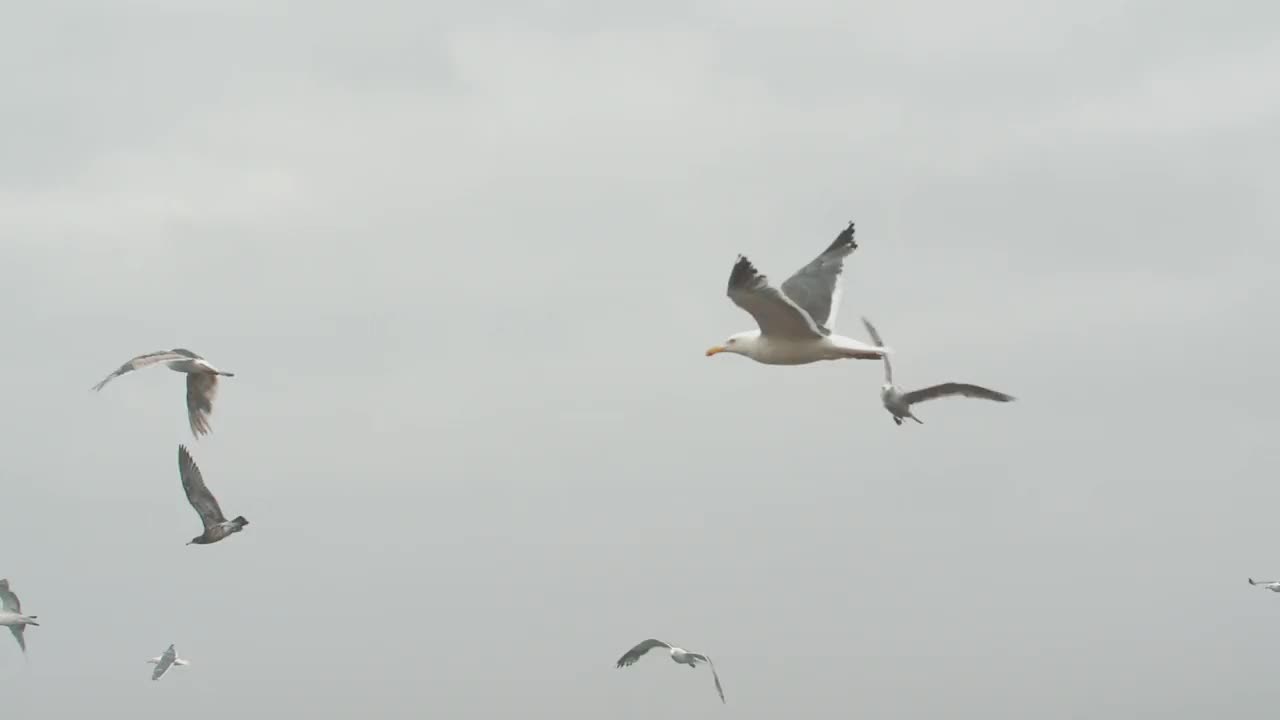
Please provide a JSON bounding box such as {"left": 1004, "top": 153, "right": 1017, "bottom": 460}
{"left": 92, "top": 348, "right": 235, "bottom": 438}
{"left": 615, "top": 638, "right": 725, "bottom": 703}
{"left": 705, "top": 222, "right": 889, "bottom": 365}
{"left": 178, "top": 445, "right": 249, "bottom": 546}
{"left": 146, "top": 644, "right": 190, "bottom": 681}
{"left": 1248, "top": 578, "right": 1280, "bottom": 592}
{"left": 860, "top": 317, "right": 1015, "bottom": 425}
{"left": 0, "top": 579, "right": 39, "bottom": 654}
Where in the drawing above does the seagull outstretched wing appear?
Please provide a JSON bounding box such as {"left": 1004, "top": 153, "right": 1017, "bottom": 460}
{"left": 186, "top": 373, "right": 219, "bottom": 437}
{"left": 91, "top": 350, "right": 198, "bottom": 391}
{"left": 688, "top": 653, "right": 726, "bottom": 703}
{"left": 615, "top": 638, "right": 672, "bottom": 668}
{"left": 726, "top": 257, "right": 826, "bottom": 340}
{"left": 900, "top": 383, "right": 1015, "bottom": 407}
{"left": 178, "top": 445, "right": 226, "bottom": 530}
{"left": 781, "top": 221, "right": 857, "bottom": 331}
{"left": 860, "top": 317, "right": 893, "bottom": 384}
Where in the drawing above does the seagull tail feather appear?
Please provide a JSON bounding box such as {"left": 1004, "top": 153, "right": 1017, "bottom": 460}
{"left": 233, "top": 515, "right": 249, "bottom": 528}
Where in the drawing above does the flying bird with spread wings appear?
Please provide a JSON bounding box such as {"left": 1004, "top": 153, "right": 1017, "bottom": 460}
{"left": 615, "top": 638, "right": 725, "bottom": 703}
{"left": 860, "top": 317, "right": 1015, "bottom": 425}
{"left": 1248, "top": 578, "right": 1280, "bottom": 592}
{"left": 705, "top": 222, "right": 888, "bottom": 365}
{"left": 178, "top": 445, "right": 249, "bottom": 546}
{"left": 0, "top": 579, "right": 39, "bottom": 654}
{"left": 146, "top": 644, "right": 190, "bottom": 680}
{"left": 92, "top": 348, "right": 235, "bottom": 438}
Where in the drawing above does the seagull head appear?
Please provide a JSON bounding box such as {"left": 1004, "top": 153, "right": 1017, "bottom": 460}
{"left": 705, "top": 332, "right": 758, "bottom": 358}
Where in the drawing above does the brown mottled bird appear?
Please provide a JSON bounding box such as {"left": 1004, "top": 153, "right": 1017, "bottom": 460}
{"left": 178, "top": 445, "right": 249, "bottom": 546}
{"left": 92, "top": 348, "right": 235, "bottom": 438}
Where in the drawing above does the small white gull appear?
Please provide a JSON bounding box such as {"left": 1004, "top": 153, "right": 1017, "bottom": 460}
{"left": 92, "top": 348, "right": 235, "bottom": 438}
{"left": 615, "top": 638, "right": 725, "bottom": 703}
{"left": 705, "top": 222, "right": 888, "bottom": 365}
{"left": 860, "top": 317, "right": 1014, "bottom": 425}
{"left": 0, "top": 579, "right": 38, "bottom": 654}
{"left": 147, "top": 644, "right": 190, "bottom": 681}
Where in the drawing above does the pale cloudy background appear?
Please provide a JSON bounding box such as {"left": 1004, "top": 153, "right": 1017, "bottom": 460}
{"left": 1, "top": 1, "right": 1277, "bottom": 717}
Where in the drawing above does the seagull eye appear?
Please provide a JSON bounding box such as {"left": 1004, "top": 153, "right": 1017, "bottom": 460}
{"left": 727, "top": 339, "right": 736, "bottom": 344}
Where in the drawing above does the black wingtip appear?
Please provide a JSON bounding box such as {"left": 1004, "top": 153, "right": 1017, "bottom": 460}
{"left": 727, "top": 254, "right": 763, "bottom": 291}
{"left": 836, "top": 220, "right": 856, "bottom": 249}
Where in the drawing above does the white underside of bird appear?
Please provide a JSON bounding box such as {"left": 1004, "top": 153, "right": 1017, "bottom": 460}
{"left": 0, "top": 579, "right": 37, "bottom": 654}
{"left": 707, "top": 222, "right": 888, "bottom": 366}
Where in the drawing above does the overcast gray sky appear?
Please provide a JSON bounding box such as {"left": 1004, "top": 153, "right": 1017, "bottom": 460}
{"left": 2, "top": 1, "right": 1278, "bottom": 717}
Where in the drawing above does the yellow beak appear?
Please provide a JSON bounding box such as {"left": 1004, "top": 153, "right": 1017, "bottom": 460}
{"left": 705, "top": 346, "right": 725, "bottom": 357}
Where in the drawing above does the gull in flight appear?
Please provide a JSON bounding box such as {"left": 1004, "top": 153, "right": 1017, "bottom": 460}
{"left": 1248, "top": 578, "right": 1280, "bottom": 592}
{"left": 0, "top": 579, "right": 38, "bottom": 654}
{"left": 615, "top": 638, "right": 725, "bottom": 703}
{"left": 706, "top": 222, "right": 889, "bottom": 365}
{"left": 860, "top": 317, "right": 1015, "bottom": 425}
{"left": 92, "top": 349, "right": 235, "bottom": 438}
{"left": 178, "top": 445, "right": 249, "bottom": 546}
{"left": 146, "top": 644, "right": 190, "bottom": 680}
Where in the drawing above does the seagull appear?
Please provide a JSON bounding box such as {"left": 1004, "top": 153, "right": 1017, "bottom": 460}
{"left": 1248, "top": 578, "right": 1280, "bottom": 592}
{"left": 92, "top": 349, "right": 235, "bottom": 438}
{"left": 178, "top": 444, "right": 249, "bottom": 546}
{"left": 0, "top": 579, "right": 38, "bottom": 654}
{"left": 615, "top": 638, "right": 725, "bottom": 703}
{"left": 859, "top": 317, "right": 1015, "bottom": 425}
{"left": 146, "top": 644, "right": 190, "bottom": 681}
{"left": 705, "top": 222, "right": 889, "bottom": 365}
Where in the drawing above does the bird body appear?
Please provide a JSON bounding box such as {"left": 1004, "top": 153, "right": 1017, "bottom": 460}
{"left": 715, "top": 329, "right": 885, "bottom": 365}
{"left": 615, "top": 638, "right": 725, "bottom": 703}
{"left": 0, "top": 579, "right": 38, "bottom": 653}
{"left": 860, "top": 317, "right": 1014, "bottom": 425}
{"left": 707, "top": 222, "right": 888, "bottom": 366}
{"left": 178, "top": 445, "right": 249, "bottom": 546}
{"left": 147, "top": 644, "right": 190, "bottom": 680}
{"left": 1249, "top": 578, "right": 1280, "bottom": 592}
{"left": 92, "top": 348, "right": 234, "bottom": 438}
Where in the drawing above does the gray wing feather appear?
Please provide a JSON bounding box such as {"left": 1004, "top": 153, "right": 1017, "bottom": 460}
{"left": 780, "top": 222, "right": 857, "bottom": 330}
{"left": 689, "top": 653, "right": 726, "bottom": 703}
{"left": 178, "top": 445, "right": 226, "bottom": 529}
{"left": 91, "top": 350, "right": 192, "bottom": 391}
{"left": 901, "top": 383, "right": 1015, "bottom": 407}
{"left": 859, "top": 317, "right": 893, "bottom": 384}
{"left": 0, "top": 579, "right": 20, "bottom": 613}
{"left": 726, "top": 256, "right": 826, "bottom": 340}
{"left": 615, "top": 638, "right": 671, "bottom": 668}
{"left": 185, "top": 373, "right": 219, "bottom": 438}
{"left": 9, "top": 626, "right": 25, "bottom": 653}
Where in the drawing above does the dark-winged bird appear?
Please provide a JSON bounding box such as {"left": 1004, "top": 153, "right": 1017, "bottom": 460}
{"left": 860, "top": 317, "right": 1015, "bottom": 425}
{"left": 705, "top": 222, "right": 888, "bottom": 364}
{"left": 0, "top": 579, "right": 38, "bottom": 654}
{"left": 178, "top": 445, "right": 249, "bottom": 546}
{"left": 92, "top": 349, "right": 235, "bottom": 438}
{"left": 615, "top": 638, "right": 725, "bottom": 703}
